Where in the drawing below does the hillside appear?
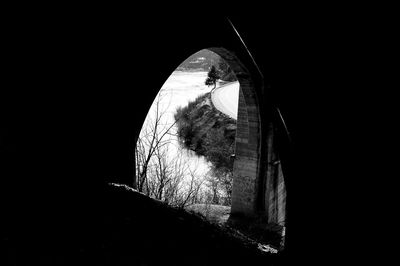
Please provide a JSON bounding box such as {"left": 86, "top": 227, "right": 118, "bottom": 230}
{"left": 175, "top": 93, "right": 236, "bottom": 175}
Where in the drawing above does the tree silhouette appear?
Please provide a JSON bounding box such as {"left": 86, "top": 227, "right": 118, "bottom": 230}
{"left": 205, "top": 65, "right": 220, "bottom": 90}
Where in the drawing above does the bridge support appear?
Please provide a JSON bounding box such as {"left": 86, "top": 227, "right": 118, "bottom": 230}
{"left": 231, "top": 86, "right": 262, "bottom": 216}
{"left": 208, "top": 47, "right": 286, "bottom": 236}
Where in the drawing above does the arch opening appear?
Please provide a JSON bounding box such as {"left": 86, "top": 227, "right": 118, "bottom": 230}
{"left": 134, "top": 47, "right": 287, "bottom": 250}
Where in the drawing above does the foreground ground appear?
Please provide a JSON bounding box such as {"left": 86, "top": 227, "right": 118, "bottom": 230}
{"left": 186, "top": 204, "right": 231, "bottom": 224}
{"left": 186, "top": 203, "right": 284, "bottom": 250}
{"left": 103, "top": 184, "right": 279, "bottom": 265}
{"left": 5, "top": 183, "right": 280, "bottom": 265}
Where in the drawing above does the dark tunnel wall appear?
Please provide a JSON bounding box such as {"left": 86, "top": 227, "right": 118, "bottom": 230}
{"left": 1, "top": 13, "right": 275, "bottom": 252}
{"left": 1, "top": 7, "right": 391, "bottom": 265}
{"left": 0, "top": 12, "right": 329, "bottom": 261}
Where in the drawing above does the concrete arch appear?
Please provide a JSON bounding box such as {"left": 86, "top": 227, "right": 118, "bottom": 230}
{"left": 208, "top": 48, "right": 286, "bottom": 228}
{"left": 207, "top": 47, "right": 263, "bottom": 217}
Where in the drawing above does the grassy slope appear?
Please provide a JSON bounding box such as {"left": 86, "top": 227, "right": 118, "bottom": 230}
{"left": 186, "top": 203, "right": 284, "bottom": 251}
{"left": 186, "top": 204, "right": 231, "bottom": 224}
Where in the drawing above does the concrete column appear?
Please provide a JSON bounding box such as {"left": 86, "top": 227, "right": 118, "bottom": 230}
{"left": 230, "top": 86, "right": 261, "bottom": 217}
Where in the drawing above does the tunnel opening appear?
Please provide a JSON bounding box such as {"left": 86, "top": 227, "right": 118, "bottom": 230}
{"left": 134, "top": 47, "right": 287, "bottom": 250}
{"left": 134, "top": 49, "right": 239, "bottom": 211}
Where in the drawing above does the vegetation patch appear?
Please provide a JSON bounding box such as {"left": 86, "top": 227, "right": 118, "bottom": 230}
{"left": 186, "top": 204, "right": 231, "bottom": 224}
{"left": 174, "top": 92, "right": 236, "bottom": 205}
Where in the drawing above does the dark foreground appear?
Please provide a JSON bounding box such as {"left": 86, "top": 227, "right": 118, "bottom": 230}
{"left": 5, "top": 184, "right": 279, "bottom": 265}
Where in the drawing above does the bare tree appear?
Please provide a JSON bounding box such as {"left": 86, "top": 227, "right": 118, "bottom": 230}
{"left": 135, "top": 89, "right": 206, "bottom": 208}
{"left": 135, "top": 90, "right": 178, "bottom": 193}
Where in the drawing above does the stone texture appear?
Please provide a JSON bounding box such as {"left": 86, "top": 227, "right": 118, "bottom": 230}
{"left": 210, "top": 48, "right": 286, "bottom": 227}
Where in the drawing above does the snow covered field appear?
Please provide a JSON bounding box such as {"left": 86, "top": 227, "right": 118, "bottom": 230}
{"left": 155, "top": 71, "right": 212, "bottom": 118}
